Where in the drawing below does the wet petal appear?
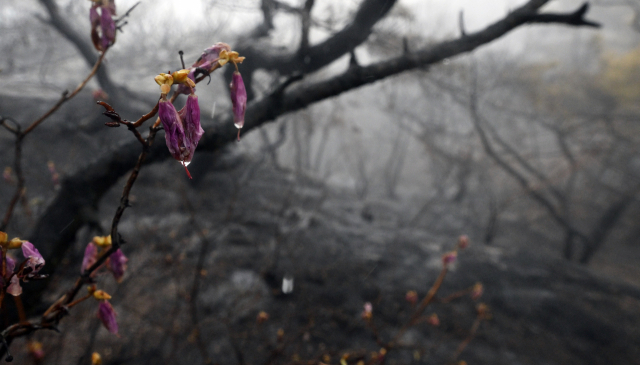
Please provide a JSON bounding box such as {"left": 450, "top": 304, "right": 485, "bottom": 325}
{"left": 108, "top": 249, "right": 128, "bottom": 282}
{"left": 98, "top": 300, "right": 118, "bottom": 335}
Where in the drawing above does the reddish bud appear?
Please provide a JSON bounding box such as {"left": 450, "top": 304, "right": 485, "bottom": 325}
{"left": 442, "top": 251, "right": 457, "bottom": 268}
{"left": 471, "top": 282, "right": 483, "bottom": 300}
{"left": 427, "top": 313, "right": 440, "bottom": 326}
{"left": 405, "top": 290, "right": 418, "bottom": 306}
{"left": 457, "top": 235, "right": 469, "bottom": 249}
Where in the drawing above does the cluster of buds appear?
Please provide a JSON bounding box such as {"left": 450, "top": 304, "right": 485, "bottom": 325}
{"left": 155, "top": 43, "right": 247, "bottom": 177}
{"left": 0, "top": 231, "right": 47, "bottom": 296}
{"left": 89, "top": 0, "right": 116, "bottom": 52}
{"left": 90, "top": 287, "right": 119, "bottom": 335}
{"left": 81, "top": 235, "right": 128, "bottom": 282}
{"left": 442, "top": 234, "right": 471, "bottom": 269}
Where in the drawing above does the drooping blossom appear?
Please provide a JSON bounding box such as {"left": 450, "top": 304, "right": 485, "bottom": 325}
{"left": 90, "top": 0, "right": 117, "bottom": 52}
{"left": 21, "top": 241, "right": 45, "bottom": 274}
{"left": 178, "top": 94, "right": 204, "bottom": 163}
{"left": 81, "top": 242, "right": 98, "bottom": 273}
{"left": 108, "top": 249, "right": 128, "bottom": 282}
{"left": 156, "top": 71, "right": 201, "bottom": 178}
{"left": 98, "top": 300, "right": 118, "bottom": 335}
{"left": 230, "top": 71, "right": 247, "bottom": 141}
{"left": 159, "top": 100, "right": 187, "bottom": 159}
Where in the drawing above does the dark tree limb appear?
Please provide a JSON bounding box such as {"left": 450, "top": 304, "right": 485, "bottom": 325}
{"left": 24, "top": 0, "right": 599, "bottom": 308}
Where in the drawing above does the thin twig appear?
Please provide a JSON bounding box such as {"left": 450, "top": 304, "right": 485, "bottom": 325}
{"left": 23, "top": 51, "right": 107, "bottom": 135}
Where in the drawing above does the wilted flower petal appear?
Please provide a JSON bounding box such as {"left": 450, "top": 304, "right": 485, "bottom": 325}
{"left": 22, "top": 241, "right": 45, "bottom": 273}
{"left": 98, "top": 300, "right": 118, "bottom": 335}
{"left": 7, "top": 275, "right": 22, "bottom": 296}
{"left": 99, "top": 8, "right": 116, "bottom": 50}
{"left": 193, "top": 42, "right": 231, "bottom": 70}
{"left": 82, "top": 242, "right": 98, "bottom": 273}
{"left": 108, "top": 249, "right": 128, "bottom": 282}
{"left": 159, "top": 100, "right": 187, "bottom": 161}
{"left": 5, "top": 256, "right": 15, "bottom": 276}
{"left": 230, "top": 71, "right": 247, "bottom": 140}
{"left": 179, "top": 94, "right": 204, "bottom": 161}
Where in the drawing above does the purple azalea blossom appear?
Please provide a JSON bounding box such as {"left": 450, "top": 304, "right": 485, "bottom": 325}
{"left": 159, "top": 99, "right": 187, "bottom": 162}
{"left": 230, "top": 71, "right": 247, "bottom": 140}
{"left": 22, "top": 241, "right": 45, "bottom": 274}
{"left": 98, "top": 300, "right": 119, "bottom": 335}
{"left": 193, "top": 42, "right": 231, "bottom": 70}
{"left": 178, "top": 94, "right": 204, "bottom": 160}
{"left": 81, "top": 242, "right": 98, "bottom": 273}
{"left": 108, "top": 249, "right": 128, "bottom": 283}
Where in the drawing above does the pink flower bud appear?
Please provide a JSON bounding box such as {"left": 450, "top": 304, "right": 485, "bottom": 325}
{"left": 361, "top": 302, "right": 373, "bottom": 320}
{"left": 471, "top": 282, "right": 483, "bottom": 300}
{"left": 405, "top": 290, "right": 418, "bottom": 306}
{"left": 98, "top": 300, "right": 118, "bottom": 335}
{"left": 457, "top": 235, "right": 469, "bottom": 250}
{"left": 108, "top": 249, "right": 128, "bottom": 283}
{"left": 230, "top": 71, "right": 247, "bottom": 141}
{"left": 427, "top": 313, "right": 440, "bottom": 327}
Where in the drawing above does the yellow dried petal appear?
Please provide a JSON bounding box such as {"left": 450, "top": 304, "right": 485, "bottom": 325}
{"left": 92, "top": 235, "right": 112, "bottom": 247}
{"left": 8, "top": 238, "right": 25, "bottom": 249}
{"left": 172, "top": 69, "right": 190, "bottom": 83}
{"left": 92, "top": 352, "right": 102, "bottom": 365}
{"left": 154, "top": 73, "right": 173, "bottom": 86}
{"left": 93, "top": 290, "right": 112, "bottom": 300}
{"left": 0, "top": 231, "right": 7, "bottom": 245}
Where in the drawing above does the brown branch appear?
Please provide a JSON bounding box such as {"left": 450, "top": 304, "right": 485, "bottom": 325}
{"left": 0, "top": 52, "right": 107, "bottom": 232}
{"left": 23, "top": 51, "right": 107, "bottom": 135}
{"left": 0, "top": 122, "right": 160, "bottom": 348}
